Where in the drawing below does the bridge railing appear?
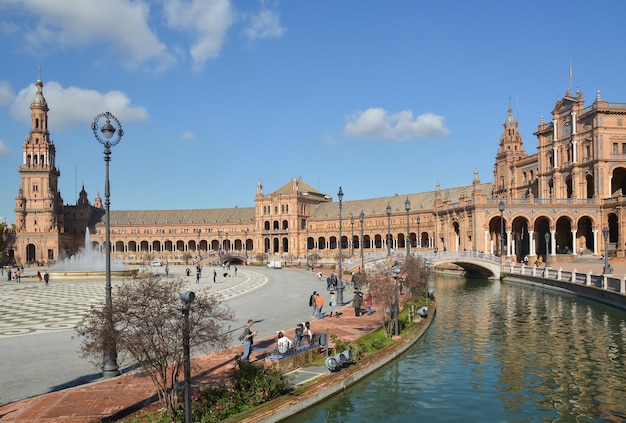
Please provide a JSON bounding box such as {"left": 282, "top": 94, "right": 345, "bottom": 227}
{"left": 505, "top": 262, "right": 626, "bottom": 294}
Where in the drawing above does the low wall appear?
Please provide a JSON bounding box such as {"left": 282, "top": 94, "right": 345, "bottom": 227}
{"left": 227, "top": 307, "right": 436, "bottom": 423}
{"left": 504, "top": 271, "right": 626, "bottom": 311}
{"left": 264, "top": 346, "right": 321, "bottom": 373}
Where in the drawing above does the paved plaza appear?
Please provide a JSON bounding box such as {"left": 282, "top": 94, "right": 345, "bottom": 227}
{"left": 0, "top": 265, "right": 268, "bottom": 339}
{"left": 0, "top": 264, "right": 296, "bottom": 407}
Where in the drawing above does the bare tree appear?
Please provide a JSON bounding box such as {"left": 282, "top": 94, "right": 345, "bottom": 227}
{"left": 76, "top": 275, "right": 233, "bottom": 417}
{"left": 401, "top": 255, "right": 430, "bottom": 296}
{"left": 366, "top": 262, "right": 397, "bottom": 337}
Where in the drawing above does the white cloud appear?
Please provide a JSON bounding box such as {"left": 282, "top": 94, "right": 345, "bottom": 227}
{"left": 181, "top": 131, "right": 195, "bottom": 140}
{"left": 163, "top": 0, "right": 234, "bottom": 72}
{"left": 244, "top": 9, "right": 286, "bottom": 40}
{"left": 3, "top": 0, "right": 175, "bottom": 71}
{"left": 10, "top": 81, "right": 148, "bottom": 129}
{"left": 0, "top": 139, "right": 10, "bottom": 157}
{"left": 344, "top": 108, "right": 450, "bottom": 141}
{"left": 0, "top": 81, "right": 15, "bottom": 105}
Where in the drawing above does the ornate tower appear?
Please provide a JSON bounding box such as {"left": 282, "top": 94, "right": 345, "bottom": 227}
{"left": 493, "top": 101, "right": 526, "bottom": 198}
{"left": 14, "top": 71, "right": 64, "bottom": 264}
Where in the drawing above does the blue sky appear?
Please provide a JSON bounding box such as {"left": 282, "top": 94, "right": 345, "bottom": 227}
{"left": 1, "top": 1, "right": 626, "bottom": 224}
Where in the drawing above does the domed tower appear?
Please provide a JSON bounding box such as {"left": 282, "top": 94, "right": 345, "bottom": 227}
{"left": 14, "top": 70, "right": 64, "bottom": 264}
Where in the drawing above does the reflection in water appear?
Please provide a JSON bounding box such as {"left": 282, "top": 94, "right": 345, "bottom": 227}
{"left": 287, "top": 276, "right": 626, "bottom": 422}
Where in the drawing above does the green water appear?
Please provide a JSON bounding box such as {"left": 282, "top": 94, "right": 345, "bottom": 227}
{"left": 286, "top": 276, "right": 626, "bottom": 422}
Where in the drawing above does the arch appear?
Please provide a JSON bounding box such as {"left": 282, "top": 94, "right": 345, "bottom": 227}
{"left": 555, "top": 216, "right": 573, "bottom": 253}
{"left": 608, "top": 213, "right": 619, "bottom": 245}
{"left": 152, "top": 240, "right": 161, "bottom": 252}
{"left": 329, "top": 236, "right": 337, "bottom": 249}
{"left": 511, "top": 216, "right": 530, "bottom": 260}
{"left": 364, "top": 235, "right": 372, "bottom": 249}
{"left": 533, "top": 216, "right": 551, "bottom": 258}
{"left": 374, "top": 234, "right": 382, "bottom": 249}
{"left": 565, "top": 174, "right": 573, "bottom": 198}
{"left": 318, "top": 237, "right": 326, "bottom": 250}
{"left": 128, "top": 240, "right": 137, "bottom": 253}
{"left": 610, "top": 167, "right": 626, "bottom": 196}
{"left": 281, "top": 236, "right": 288, "bottom": 253}
{"left": 272, "top": 237, "right": 279, "bottom": 253}
{"left": 452, "top": 221, "right": 460, "bottom": 251}
{"left": 585, "top": 172, "right": 594, "bottom": 199}
{"left": 264, "top": 221, "right": 270, "bottom": 231}
{"left": 488, "top": 212, "right": 506, "bottom": 256}
{"left": 115, "top": 240, "right": 124, "bottom": 253}
{"left": 576, "top": 215, "right": 594, "bottom": 253}
{"left": 282, "top": 220, "right": 288, "bottom": 230}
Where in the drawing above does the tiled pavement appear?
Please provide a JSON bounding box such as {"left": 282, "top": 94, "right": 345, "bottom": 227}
{"left": 0, "top": 266, "right": 268, "bottom": 339}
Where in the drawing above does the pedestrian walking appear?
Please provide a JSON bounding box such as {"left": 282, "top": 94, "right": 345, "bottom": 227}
{"left": 329, "top": 291, "right": 338, "bottom": 317}
{"left": 165, "top": 266, "right": 169, "bottom": 277}
{"left": 234, "top": 266, "right": 238, "bottom": 276}
{"left": 365, "top": 292, "right": 373, "bottom": 315}
{"left": 213, "top": 269, "right": 217, "bottom": 283}
{"left": 37, "top": 271, "right": 42, "bottom": 282}
{"left": 309, "top": 291, "right": 317, "bottom": 317}
{"left": 352, "top": 290, "right": 363, "bottom": 317}
{"left": 44, "top": 272, "right": 49, "bottom": 286}
{"left": 315, "top": 292, "right": 324, "bottom": 319}
{"left": 240, "top": 319, "right": 257, "bottom": 362}
{"left": 196, "top": 271, "right": 201, "bottom": 284}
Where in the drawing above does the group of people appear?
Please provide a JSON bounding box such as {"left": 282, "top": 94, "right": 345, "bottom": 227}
{"left": 309, "top": 288, "right": 374, "bottom": 319}
{"left": 3, "top": 267, "right": 50, "bottom": 285}
{"left": 275, "top": 321, "right": 314, "bottom": 355}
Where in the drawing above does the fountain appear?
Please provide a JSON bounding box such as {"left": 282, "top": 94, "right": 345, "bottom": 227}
{"left": 48, "top": 229, "right": 138, "bottom": 278}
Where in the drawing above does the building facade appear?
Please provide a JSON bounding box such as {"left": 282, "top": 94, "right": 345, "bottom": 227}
{"left": 10, "top": 78, "right": 626, "bottom": 267}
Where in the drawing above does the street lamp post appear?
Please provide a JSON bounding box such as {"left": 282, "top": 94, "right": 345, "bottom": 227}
{"left": 392, "top": 267, "right": 401, "bottom": 336}
{"left": 243, "top": 228, "right": 248, "bottom": 260}
{"left": 92, "top": 111, "right": 123, "bottom": 379}
{"left": 197, "top": 232, "right": 200, "bottom": 261}
{"left": 350, "top": 215, "right": 355, "bottom": 258}
{"left": 603, "top": 227, "right": 611, "bottom": 274}
{"left": 417, "top": 217, "right": 421, "bottom": 253}
{"left": 405, "top": 198, "right": 411, "bottom": 257}
{"left": 337, "top": 187, "right": 344, "bottom": 305}
{"left": 499, "top": 200, "right": 505, "bottom": 269}
{"left": 544, "top": 232, "right": 550, "bottom": 268}
{"left": 386, "top": 204, "right": 392, "bottom": 257}
{"left": 180, "top": 291, "right": 196, "bottom": 423}
{"left": 359, "top": 210, "right": 365, "bottom": 277}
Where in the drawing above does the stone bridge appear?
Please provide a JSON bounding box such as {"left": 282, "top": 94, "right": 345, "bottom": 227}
{"left": 345, "top": 250, "right": 502, "bottom": 278}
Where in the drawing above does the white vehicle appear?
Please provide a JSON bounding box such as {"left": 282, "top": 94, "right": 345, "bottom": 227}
{"left": 150, "top": 261, "right": 162, "bottom": 267}
{"left": 266, "top": 260, "right": 282, "bottom": 269}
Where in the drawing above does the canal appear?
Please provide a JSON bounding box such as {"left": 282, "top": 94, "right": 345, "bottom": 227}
{"left": 285, "top": 275, "right": 626, "bottom": 422}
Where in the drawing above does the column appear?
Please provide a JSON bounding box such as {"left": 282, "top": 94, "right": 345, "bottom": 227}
{"left": 528, "top": 230, "right": 535, "bottom": 256}
{"left": 550, "top": 230, "right": 556, "bottom": 256}
{"left": 593, "top": 229, "right": 598, "bottom": 255}
{"left": 571, "top": 229, "right": 577, "bottom": 255}
{"left": 506, "top": 230, "right": 512, "bottom": 256}
{"left": 484, "top": 230, "right": 489, "bottom": 254}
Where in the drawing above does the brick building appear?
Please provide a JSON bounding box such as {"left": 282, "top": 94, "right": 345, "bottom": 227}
{"left": 10, "top": 77, "right": 626, "bottom": 267}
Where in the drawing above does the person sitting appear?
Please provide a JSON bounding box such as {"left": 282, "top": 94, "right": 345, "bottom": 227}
{"left": 303, "top": 321, "right": 313, "bottom": 345}
{"left": 277, "top": 331, "right": 292, "bottom": 355}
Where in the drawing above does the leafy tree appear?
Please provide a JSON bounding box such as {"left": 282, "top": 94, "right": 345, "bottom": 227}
{"left": 76, "top": 275, "right": 233, "bottom": 418}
